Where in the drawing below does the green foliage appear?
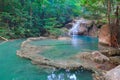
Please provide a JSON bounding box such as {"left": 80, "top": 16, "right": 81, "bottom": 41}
{"left": 0, "top": 0, "right": 82, "bottom": 38}
{"left": 0, "top": 0, "right": 119, "bottom": 38}
{"left": 80, "top": 0, "right": 119, "bottom": 20}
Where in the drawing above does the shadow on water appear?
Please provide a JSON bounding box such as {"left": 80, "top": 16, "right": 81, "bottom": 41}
{"left": 0, "top": 39, "right": 93, "bottom": 80}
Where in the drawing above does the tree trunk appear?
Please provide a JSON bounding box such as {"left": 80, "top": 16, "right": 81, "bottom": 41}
{"left": 107, "top": 0, "right": 112, "bottom": 46}
{"left": 0, "top": 0, "right": 4, "bottom": 12}
{"left": 115, "top": 6, "right": 119, "bottom": 46}
{"left": 109, "top": 4, "right": 120, "bottom": 47}
{"left": 30, "top": 1, "right": 32, "bottom": 27}
{"left": 107, "top": 0, "right": 111, "bottom": 26}
{"left": 115, "top": 6, "right": 119, "bottom": 27}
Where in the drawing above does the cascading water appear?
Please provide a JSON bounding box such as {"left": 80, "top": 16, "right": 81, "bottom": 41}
{"left": 69, "top": 18, "right": 87, "bottom": 35}
{"left": 69, "top": 20, "right": 81, "bottom": 35}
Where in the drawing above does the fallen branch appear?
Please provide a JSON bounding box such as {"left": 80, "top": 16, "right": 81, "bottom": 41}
{"left": 0, "top": 36, "right": 8, "bottom": 41}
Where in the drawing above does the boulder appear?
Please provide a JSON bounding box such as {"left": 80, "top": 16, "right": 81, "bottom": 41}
{"left": 88, "top": 25, "right": 98, "bottom": 37}
{"left": 104, "top": 65, "right": 120, "bottom": 80}
{"left": 110, "top": 56, "right": 120, "bottom": 65}
{"left": 76, "top": 51, "right": 109, "bottom": 63}
{"left": 99, "top": 24, "right": 111, "bottom": 46}
{"left": 77, "top": 24, "right": 88, "bottom": 35}
{"left": 64, "top": 23, "right": 73, "bottom": 29}
{"left": 91, "top": 51, "right": 110, "bottom": 63}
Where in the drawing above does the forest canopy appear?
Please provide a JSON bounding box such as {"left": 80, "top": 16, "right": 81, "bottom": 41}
{"left": 0, "top": 0, "right": 119, "bottom": 39}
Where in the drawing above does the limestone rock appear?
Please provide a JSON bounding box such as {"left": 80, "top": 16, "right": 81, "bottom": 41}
{"left": 89, "top": 25, "right": 98, "bottom": 37}
{"left": 110, "top": 56, "right": 120, "bottom": 65}
{"left": 91, "top": 51, "right": 109, "bottom": 63}
{"left": 104, "top": 65, "right": 120, "bottom": 80}
{"left": 77, "top": 25, "right": 88, "bottom": 35}
{"left": 77, "top": 51, "right": 109, "bottom": 63}
{"left": 17, "top": 37, "right": 84, "bottom": 70}
{"left": 99, "top": 24, "right": 111, "bottom": 46}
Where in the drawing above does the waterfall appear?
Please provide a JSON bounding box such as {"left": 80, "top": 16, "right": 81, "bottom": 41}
{"left": 69, "top": 20, "right": 80, "bottom": 35}
{"left": 69, "top": 20, "right": 81, "bottom": 35}
{"left": 69, "top": 18, "right": 87, "bottom": 48}
{"left": 69, "top": 18, "right": 87, "bottom": 35}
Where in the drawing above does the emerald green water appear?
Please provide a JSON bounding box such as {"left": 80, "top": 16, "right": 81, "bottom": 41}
{"left": 30, "top": 36, "right": 98, "bottom": 60}
{"left": 0, "top": 39, "right": 93, "bottom": 80}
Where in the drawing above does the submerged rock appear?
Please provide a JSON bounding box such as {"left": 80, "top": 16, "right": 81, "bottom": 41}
{"left": 57, "top": 36, "right": 71, "bottom": 40}
{"left": 17, "top": 37, "right": 118, "bottom": 70}
{"left": 17, "top": 37, "right": 84, "bottom": 70}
